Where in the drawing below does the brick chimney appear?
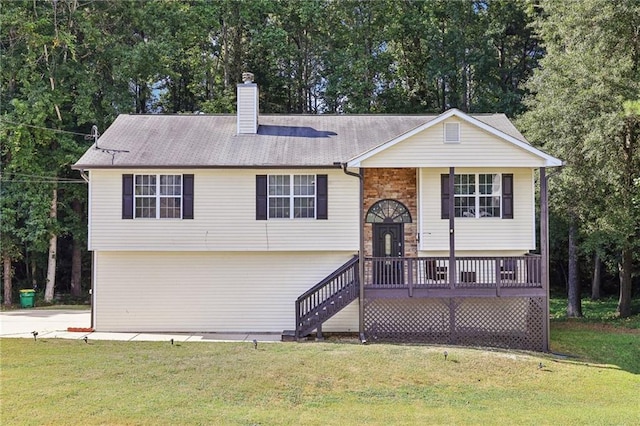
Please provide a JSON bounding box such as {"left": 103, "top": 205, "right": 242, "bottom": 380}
{"left": 237, "top": 72, "right": 259, "bottom": 134}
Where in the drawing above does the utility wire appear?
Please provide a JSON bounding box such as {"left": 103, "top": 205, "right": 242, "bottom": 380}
{"left": 0, "top": 119, "right": 91, "bottom": 138}
{"left": 0, "top": 179, "right": 86, "bottom": 184}
{"left": 0, "top": 173, "right": 86, "bottom": 184}
{"left": 4, "top": 172, "right": 83, "bottom": 182}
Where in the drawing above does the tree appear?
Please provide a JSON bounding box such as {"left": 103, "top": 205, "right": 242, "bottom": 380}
{"left": 1, "top": 0, "right": 146, "bottom": 301}
{"left": 383, "top": 0, "right": 541, "bottom": 115}
{"left": 519, "top": 0, "right": 640, "bottom": 317}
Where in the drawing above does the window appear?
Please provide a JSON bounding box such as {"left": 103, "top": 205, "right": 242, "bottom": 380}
{"left": 134, "top": 174, "right": 182, "bottom": 218}
{"left": 256, "top": 174, "right": 328, "bottom": 220}
{"left": 268, "top": 174, "right": 315, "bottom": 218}
{"left": 365, "top": 199, "right": 412, "bottom": 223}
{"left": 122, "top": 174, "right": 194, "bottom": 220}
{"left": 454, "top": 173, "right": 501, "bottom": 218}
{"left": 442, "top": 173, "right": 513, "bottom": 219}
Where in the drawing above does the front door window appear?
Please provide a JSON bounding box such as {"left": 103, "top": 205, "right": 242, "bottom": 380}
{"left": 384, "top": 232, "right": 392, "bottom": 256}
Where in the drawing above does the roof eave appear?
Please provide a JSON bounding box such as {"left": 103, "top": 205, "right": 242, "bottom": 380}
{"left": 72, "top": 163, "right": 344, "bottom": 170}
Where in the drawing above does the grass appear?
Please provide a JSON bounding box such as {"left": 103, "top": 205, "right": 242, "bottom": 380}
{"left": 1, "top": 297, "right": 638, "bottom": 425}
{"left": 0, "top": 304, "right": 90, "bottom": 312}
{"left": 549, "top": 296, "right": 640, "bottom": 329}
{"left": 1, "top": 339, "right": 639, "bottom": 425}
{"left": 548, "top": 296, "right": 640, "bottom": 375}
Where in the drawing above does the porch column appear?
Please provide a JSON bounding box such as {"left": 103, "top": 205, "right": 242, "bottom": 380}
{"left": 358, "top": 168, "right": 365, "bottom": 340}
{"left": 540, "top": 167, "right": 550, "bottom": 351}
{"left": 449, "top": 167, "right": 456, "bottom": 289}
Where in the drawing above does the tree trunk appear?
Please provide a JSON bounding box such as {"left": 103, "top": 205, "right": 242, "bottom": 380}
{"left": 70, "top": 200, "right": 83, "bottom": 297}
{"left": 591, "top": 252, "right": 601, "bottom": 300}
{"left": 70, "top": 239, "right": 82, "bottom": 297}
{"left": 31, "top": 258, "right": 37, "bottom": 289}
{"left": 3, "top": 254, "right": 12, "bottom": 306}
{"left": 566, "top": 221, "right": 582, "bottom": 317}
{"left": 44, "top": 188, "right": 58, "bottom": 302}
{"left": 617, "top": 245, "right": 633, "bottom": 318}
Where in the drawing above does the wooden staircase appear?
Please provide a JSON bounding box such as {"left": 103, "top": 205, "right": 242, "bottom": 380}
{"left": 292, "top": 256, "right": 359, "bottom": 340}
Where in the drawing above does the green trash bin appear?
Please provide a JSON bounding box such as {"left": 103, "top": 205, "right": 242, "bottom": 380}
{"left": 19, "top": 289, "right": 36, "bottom": 308}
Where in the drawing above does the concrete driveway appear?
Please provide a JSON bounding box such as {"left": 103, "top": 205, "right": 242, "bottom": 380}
{"left": 0, "top": 309, "right": 91, "bottom": 339}
{"left": 0, "top": 309, "right": 281, "bottom": 343}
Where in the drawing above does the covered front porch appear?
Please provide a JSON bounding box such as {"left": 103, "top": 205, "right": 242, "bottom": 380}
{"left": 294, "top": 111, "right": 559, "bottom": 349}
{"left": 361, "top": 255, "right": 546, "bottom": 350}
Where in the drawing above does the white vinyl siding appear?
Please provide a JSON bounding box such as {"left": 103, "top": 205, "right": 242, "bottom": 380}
{"left": 361, "top": 119, "right": 547, "bottom": 168}
{"left": 93, "top": 251, "right": 358, "bottom": 333}
{"left": 89, "top": 168, "right": 358, "bottom": 251}
{"left": 419, "top": 168, "right": 535, "bottom": 251}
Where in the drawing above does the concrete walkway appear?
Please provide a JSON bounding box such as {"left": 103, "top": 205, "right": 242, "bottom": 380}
{"left": 0, "top": 309, "right": 282, "bottom": 343}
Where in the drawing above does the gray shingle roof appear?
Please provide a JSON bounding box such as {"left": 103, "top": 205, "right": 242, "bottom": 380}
{"left": 73, "top": 113, "right": 528, "bottom": 169}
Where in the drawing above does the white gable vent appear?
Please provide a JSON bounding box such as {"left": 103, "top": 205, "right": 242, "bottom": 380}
{"left": 444, "top": 122, "right": 460, "bottom": 143}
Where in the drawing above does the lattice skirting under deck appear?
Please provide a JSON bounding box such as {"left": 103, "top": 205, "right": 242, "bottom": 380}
{"left": 363, "top": 297, "right": 546, "bottom": 351}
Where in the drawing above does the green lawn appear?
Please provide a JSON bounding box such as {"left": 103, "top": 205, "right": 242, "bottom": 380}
{"left": 549, "top": 296, "right": 640, "bottom": 374}
{"left": 1, "top": 297, "right": 638, "bottom": 425}
{"left": 1, "top": 336, "right": 638, "bottom": 425}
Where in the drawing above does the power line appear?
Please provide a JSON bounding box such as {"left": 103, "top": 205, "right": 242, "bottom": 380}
{"left": 0, "top": 119, "right": 91, "bottom": 138}
{"left": 0, "top": 179, "right": 86, "bottom": 184}
{"left": 4, "top": 172, "right": 84, "bottom": 182}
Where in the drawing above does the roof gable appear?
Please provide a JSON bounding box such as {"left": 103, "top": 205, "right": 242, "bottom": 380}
{"left": 347, "top": 109, "right": 562, "bottom": 168}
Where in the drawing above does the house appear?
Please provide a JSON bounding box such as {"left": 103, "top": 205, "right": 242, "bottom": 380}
{"left": 73, "top": 73, "right": 562, "bottom": 351}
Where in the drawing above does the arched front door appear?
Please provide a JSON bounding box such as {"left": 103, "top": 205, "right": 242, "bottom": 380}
{"left": 366, "top": 199, "right": 412, "bottom": 285}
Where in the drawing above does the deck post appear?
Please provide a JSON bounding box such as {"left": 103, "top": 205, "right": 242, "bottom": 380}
{"left": 540, "top": 167, "right": 550, "bottom": 351}
{"left": 448, "top": 167, "right": 456, "bottom": 289}
{"left": 358, "top": 168, "right": 365, "bottom": 341}
{"left": 316, "top": 323, "right": 324, "bottom": 341}
{"left": 407, "top": 259, "right": 413, "bottom": 297}
{"left": 495, "top": 259, "right": 501, "bottom": 297}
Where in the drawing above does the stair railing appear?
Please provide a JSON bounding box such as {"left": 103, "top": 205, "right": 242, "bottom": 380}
{"left": 295, "top": 256, "right": 359, "bottom": 339}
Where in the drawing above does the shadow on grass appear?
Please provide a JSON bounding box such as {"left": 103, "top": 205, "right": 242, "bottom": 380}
{"left": 550, "top": 321, "right": 639, "bottom": 374}
{"left": 548, "top": 297, "right": 640, "bottom": 373}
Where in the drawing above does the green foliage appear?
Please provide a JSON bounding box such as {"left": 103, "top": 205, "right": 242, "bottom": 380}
{"left": 550, "top": 297, "right": 640, "bottom": 328}
{"left": 2, "top": 0, "right": 636, "bottom": 307}
{"left": 519, "top": 0, "right": 640, "bottom": 314}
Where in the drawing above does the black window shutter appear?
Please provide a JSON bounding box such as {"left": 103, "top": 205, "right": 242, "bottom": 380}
{"left": 122, "top": 174, "right": 134, "bottom": 219}
{"left": 441, "top": 174, "right": 450, "bottom": 219}
{"left": 502, "top": 174, "right": 514, "bottom": 219}
{"left": 316, "top": 174, "right": 328, "bottom": 220}
{"left": 256, "top": 175, "right": 267, "bottom": 220}
{"left": 182, "top": 174, "right": 194, "bottom": 219}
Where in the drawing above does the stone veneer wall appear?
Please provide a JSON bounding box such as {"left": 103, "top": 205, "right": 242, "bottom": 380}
{"left": 363, "top": 168, "right": 418, "bottom": 258}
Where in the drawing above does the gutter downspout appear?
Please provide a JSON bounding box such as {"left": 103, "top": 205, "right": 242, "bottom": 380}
{"left": 337, "top": 162, "right": 366, "bottom": 343}
{"left": 79, "top": 169, "right": 94, "bottom": 330}
{"left": 79, "top": 170, "right": 89, "bottom": 183}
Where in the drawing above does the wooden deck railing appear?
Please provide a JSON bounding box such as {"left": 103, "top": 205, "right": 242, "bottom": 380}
{"left": 295, "top": 256, "right": 359, "bottom": 339}
{"left": 364, "top": 255, "right": 542, "bottom": 295}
